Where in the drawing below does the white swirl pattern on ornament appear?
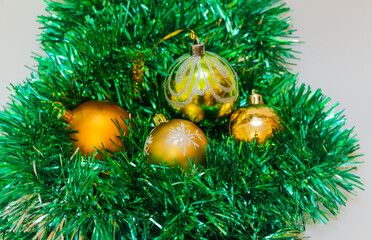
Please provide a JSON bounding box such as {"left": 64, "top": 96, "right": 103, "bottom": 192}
{"left": 175, "top": 56, "right": 192, "bottom": 84}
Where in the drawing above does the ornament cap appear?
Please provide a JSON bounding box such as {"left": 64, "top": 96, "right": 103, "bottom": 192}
{"left": 191, "top": 38, "right": 205, "bottom": 57}
{"left": 153, "top": 113, "right": 168, "bottom": 126}
{"left": 249, "top": 89, "right": 264, "bottom": 105}
{"left": 62, "top": 109, "right": 73, "bottom": 123}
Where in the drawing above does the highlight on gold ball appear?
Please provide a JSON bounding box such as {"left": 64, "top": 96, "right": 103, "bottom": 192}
{"left": 229, "top": 90, "right": 281, "bottom": 144}
{"left": 63, "top": 100, "right": 130, "bottom": 159}
{"left": 143, "top": 113, "right": 208, "bottom": 170}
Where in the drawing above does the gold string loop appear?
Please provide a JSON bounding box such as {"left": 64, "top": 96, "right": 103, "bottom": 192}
{"left": 151, "top": 29, "right": 198, "bottom": 54}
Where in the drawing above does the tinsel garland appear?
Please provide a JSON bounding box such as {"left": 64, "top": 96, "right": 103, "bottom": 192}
{"left": 0, "top": 0, "right": 361, "bottom": 239}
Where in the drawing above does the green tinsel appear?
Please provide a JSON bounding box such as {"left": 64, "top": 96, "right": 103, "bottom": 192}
{"left": 0, "top": 0, "right": 362, "bottom": 239}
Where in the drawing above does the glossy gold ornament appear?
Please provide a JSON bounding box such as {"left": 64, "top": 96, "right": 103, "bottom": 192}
{"left": 64, "top": 100, "right": 130, "bottom": 159}
{"left": 229, "top": 90, "right": 280, "bottom": 144}
{"left": 164, "top": 38, "right": 238, "bottom": 125}
{"left": 144, "top": 114, "right": 208, "bottom": 170}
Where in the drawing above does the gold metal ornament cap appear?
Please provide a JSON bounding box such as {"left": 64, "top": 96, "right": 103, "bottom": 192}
{"left": 153, "top": 113, "right": 169, "bottom": 126}
{"left": 62, "top": 109, "right": 73, "bottom": 123}
{"left": 249, "top": 89, "right": 264, "bottom": 105}
{"left": 191, "top": 38, "right": 205, "bottom": 57}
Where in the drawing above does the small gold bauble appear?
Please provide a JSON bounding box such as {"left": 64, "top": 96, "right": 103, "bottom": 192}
{"left": 144, "top": 114, "right": 208, "bottom": 170}
{"left": 164, "top": 40, "right": 238, "bottom": 125}
{"left": 65, "top": 100, "right": 130, "bottom": 159}
{"left": 229, "top": 90, "right": 280, "bottom": 144}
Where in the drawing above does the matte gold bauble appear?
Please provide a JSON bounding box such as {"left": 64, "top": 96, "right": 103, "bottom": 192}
{"left": 144, "top": 114, "right": 208, "bottom": 170}
{"left": 164, "top": 38, "right": 238, "bottom": 125}
{"left": 64, "top": 100, "right": 130, "bottom": 159}
{"left": 229, "top": 90, "right": 280, "bottom": 144}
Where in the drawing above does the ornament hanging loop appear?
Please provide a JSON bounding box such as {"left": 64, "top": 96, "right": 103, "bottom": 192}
{"left": 151, "top": 29, "right": 199, "bottom": 54}
{"left": 194, "top": 37, "right": 201, "bottom": 45}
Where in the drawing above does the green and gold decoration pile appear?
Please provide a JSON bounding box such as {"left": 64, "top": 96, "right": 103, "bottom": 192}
{"left": 0, "top": 1, "right": 361, "bottom": 240}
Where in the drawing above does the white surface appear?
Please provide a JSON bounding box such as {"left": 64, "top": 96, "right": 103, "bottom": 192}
{"left": 0, "top": 0, "right": 45, "bottom": 107}
{"left": 0, "top": 1, "right": 371, "bottom": 239}
{"left": 287, "top": 0, "right": 372, "bottom": 239}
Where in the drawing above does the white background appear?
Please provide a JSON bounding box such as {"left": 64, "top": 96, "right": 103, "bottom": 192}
{"left": 0, "top": 1, "right": 371, "bottom": 239}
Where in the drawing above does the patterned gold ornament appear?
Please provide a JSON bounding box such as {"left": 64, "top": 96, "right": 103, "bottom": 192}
{"left": 144, "top": 114, "right": 208, "bottom": 170}
{"left": 64, "top": 100, "right": 130, "bottom": 159}
{"left": 229, "top": 90, "right": 280, "bottom": 144}
{"left": 164, "top": 38, "right": 238, "bottom": 125}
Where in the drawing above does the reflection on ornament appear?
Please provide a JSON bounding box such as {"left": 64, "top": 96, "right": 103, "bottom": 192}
{"left": 144, "top": 114, "right": 208, "bottom": 170}
{"left": 64, "top": 100, "right": 130, "bottom": 159}
{"left": 180, "top": 104, "right": 204, "bottom": 122}
{"left": 164, "top": 39, "right": 238, "bottom": 125}
{"left": 229, "top": 90, "right": 280, "bottom": 144}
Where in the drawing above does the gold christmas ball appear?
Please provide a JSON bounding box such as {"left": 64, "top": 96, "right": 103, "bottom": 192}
{"left": 229, "top": 91, "right": 280, "bottom": 144}
{"left": 144, "top": 115, "right": 208, "bottom": 170}
{"left": 164, "top": 40, "right": 238, "bottom": 126}
{"left": 66, "top": 100, "right": 130, "bottom": 159}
